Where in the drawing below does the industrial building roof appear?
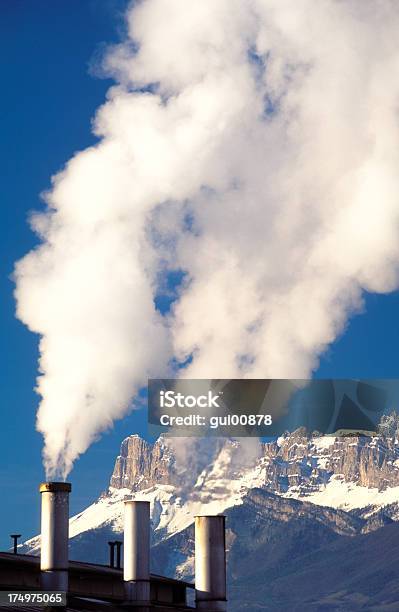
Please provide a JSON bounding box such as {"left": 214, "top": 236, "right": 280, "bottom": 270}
{"left": 0, "top": 552, "right": 194, "bottom": 611}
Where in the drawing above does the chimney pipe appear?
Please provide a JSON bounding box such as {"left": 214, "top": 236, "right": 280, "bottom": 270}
{"left": 195, "top": 516, "right": 227, "bottom": 611}
{"left": 10, "top": 534, "right": 21, "bottom": 555}
{"left": 124, "top": 500, "right": 150, "bottom": 609}
{"left": 108, "top": 541, "right": 116, "bottom": 568}
{"left": 39, "top": 482, "right": 71, "bottom": 591}
{"left": 115, "top": 540, "right": 123, "bottom": 570}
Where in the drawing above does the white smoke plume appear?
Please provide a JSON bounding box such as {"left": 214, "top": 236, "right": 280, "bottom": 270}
{"left": 14, "top": 0, "right": 399, "bottom": 477}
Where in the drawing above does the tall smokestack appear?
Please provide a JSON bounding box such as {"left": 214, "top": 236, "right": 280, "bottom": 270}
{"left": 124, "top": 500, "right": 151, "bottom": 610}
{"left": 195, "top": 516, "right": 227, "bottom": 611}
{"left": 39, "top": 482, "right": 71, "bottom": 591}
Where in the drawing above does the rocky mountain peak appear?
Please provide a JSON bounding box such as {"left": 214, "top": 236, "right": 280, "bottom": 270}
{"left": 260, "top": 431, "right": 399, "bottom": 494}
{"left": 110, "top": 435, "right": 175, "bottom": 490}
{"left": 110, "top": 430, "right": 399, "bottom": 498}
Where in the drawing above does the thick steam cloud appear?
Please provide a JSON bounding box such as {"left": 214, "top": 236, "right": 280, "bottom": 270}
{"left": 14, "top": 0, "right": 399, "bottom": 477}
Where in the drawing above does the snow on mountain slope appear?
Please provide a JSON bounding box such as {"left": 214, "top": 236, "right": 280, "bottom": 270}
{"left": 286, "top": 476, "right": 399, "bottom": 511}
{"left": 278, "top": 433, "right": 399, "bottom": 512}
{"left": 24, "top": 429, "right": 399, "bottom": 554}
{"left": 74, "top": 438, "right": 267, "bottom": 540}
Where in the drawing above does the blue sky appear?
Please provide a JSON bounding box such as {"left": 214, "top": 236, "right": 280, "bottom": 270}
{"left": 1, "top": 0, "right": 399, "bottom": 549}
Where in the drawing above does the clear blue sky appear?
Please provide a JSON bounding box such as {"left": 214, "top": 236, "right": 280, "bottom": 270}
{"left": 1, "top": 0, "right": 399, "bottom": 549}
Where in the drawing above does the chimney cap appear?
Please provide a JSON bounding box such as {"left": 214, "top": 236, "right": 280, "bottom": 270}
{"left": 195, "top": 514, "right": 226, "bottom": 520}
{"left": 39, "top": 482, "right": 72, "bottom": 493}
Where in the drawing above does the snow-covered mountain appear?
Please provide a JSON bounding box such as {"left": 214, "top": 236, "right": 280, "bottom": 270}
{"left": 23, "top": 429, "right": 399, "bottom": 609}
{"left": 25, "top": 429, "right": 399, "bottom": 562}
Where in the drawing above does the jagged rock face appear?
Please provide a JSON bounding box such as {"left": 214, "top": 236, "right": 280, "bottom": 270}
{"left": 331, "top": 437, "right": 399, "bottom": 489}
{"left": 110, "top": 431, "right": 399, "bottom": 497}
{"left": 260, "top": 431, "right": 399, "bottom": 495}
{"left": 109, "top": 436, "right": 229, "bottom": 493}
{"left": 110, "top": 435, "right": 175, "bottom": 490}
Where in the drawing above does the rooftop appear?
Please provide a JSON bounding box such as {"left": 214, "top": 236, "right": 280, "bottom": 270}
{"left": 0, "top": 552, "right": 194, "bottom": 611}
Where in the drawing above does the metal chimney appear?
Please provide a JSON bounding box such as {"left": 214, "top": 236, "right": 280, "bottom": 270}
{"left": 108, "top": 541, "right": 116, "bottom": 568}
{"left": 195, "top": 515, "right": 227, "bottom": 611}
{"left": 115, "top": 540, "right": 123, "bottom": 570}
{"left": 39, "top": 482, "right": 71, "bottom": 591}
{"left": 123, "top": 500, "right": 151, "bottom": 609}
{"left": 10, "top": 534, "right": 21, "bottom": 554}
